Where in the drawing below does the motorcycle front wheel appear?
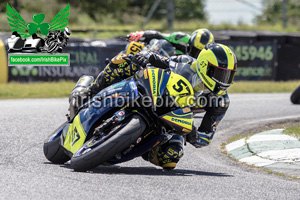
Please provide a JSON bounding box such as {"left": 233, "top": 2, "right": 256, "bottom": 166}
{"left": 70, "top": 115, "right": 146, "bottom": 172}
{"left": 43, "top": 121, "right": 70, "bottom": 164}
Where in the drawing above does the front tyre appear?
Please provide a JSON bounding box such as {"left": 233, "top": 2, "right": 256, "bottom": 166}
{"left": 70, "top": 115, "right": 146, "bottom": 172}
{"left": 43, "top": 122, "right": 70, "bottom": 164}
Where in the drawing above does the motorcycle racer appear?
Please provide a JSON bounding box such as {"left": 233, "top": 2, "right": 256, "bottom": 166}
{"left": 132, "top": 43, "right": 237, "bottom": 169}
{"left": 70, "top": 40, "right": 237, "bottom": 170}
{"left": 127, "top": 29, "right": 214, "bottom": 58}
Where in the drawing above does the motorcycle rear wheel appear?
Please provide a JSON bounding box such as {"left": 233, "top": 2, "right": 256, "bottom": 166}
{"left": 70, "top": 115, "right": 146, "bottom": 172}
{"left": 43, "top": 121, "right": 70, "bottom": 164}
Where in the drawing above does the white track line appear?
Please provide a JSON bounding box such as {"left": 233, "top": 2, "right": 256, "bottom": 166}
{"left": 247, "top": 135, "right": 298, "bottom": 143}
{"left": 239, "top": 156, "right": 276, "bottom": 167}
{"left": 226, "top": 138, "right": 246, "bottom": 152}
{"left": 258, "top": 148, "right": 300, "bottom": 162}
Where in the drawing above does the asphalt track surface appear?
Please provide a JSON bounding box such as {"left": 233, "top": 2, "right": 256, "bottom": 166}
{"left": 1, "top": 93, "right": 300, "bottom": 199}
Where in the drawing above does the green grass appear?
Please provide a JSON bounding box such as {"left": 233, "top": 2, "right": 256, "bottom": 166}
{"left": 0, "top": 80, "right": 299, "bottom": 99}
{"left": 0, "top": 81, "right": 74, "bottom": 99}
{"left": 228, "top": 80, "right": 300, "bottom": 93}
{"left": 284, "top": 126, "right": 300, "bottom": 140}
{"left": 225, "top": 133, "right": 252, "bottom": 145}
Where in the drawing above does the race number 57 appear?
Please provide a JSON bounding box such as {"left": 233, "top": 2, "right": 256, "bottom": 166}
{"left": 173, "top": 79, "right": 190, "bottom": 94}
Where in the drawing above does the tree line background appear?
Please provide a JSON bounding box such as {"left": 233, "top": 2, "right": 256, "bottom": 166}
{"left": 0, "top": 0, "right": 300, "bottom": 35}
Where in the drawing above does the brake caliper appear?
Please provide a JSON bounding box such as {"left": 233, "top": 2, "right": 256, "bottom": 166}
{"left": 93, "top": 110, "right": 126, "bottom": 136}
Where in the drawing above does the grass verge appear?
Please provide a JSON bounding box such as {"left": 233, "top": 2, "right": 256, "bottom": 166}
{"left": 284, "top": 126, "right": 300, "bottom": 140}
{"left": 228, "top": 80, "right": 300, "bottom": 93}
{"left": 0, "top": 80, "right": 299, "bottom": 99}
{"left": 0, "top": 81, "right": 74, "bottom": 99}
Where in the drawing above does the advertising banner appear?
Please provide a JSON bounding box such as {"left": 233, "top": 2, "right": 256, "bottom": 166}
{"left": 222, "top": 40, "right": 277, "bottom": 80}
{"left": 7, "top": 40, "right": 278, "bottom": 82}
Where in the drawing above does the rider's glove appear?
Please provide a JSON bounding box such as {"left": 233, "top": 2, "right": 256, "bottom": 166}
{"left": 132, "top": 52, "right": 150, "bottom": 68}
{"left": 187, "top": 128, "right": 215, "bottom": 148}
{"left": 127, "top": 31, "right": 145, "bottom": 42}
{"left": 148, "top": 53, "right": 169, "bottom": 69}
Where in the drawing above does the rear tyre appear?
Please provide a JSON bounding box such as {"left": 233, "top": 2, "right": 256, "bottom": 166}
{"left": 43, "top": 122, "right": 70, "bottom": 164}
{"left": 70, "top": 115, "right": 146, "bottom": 172}
{"left": 291, "top": 85, "right": 300, "bottom": 104}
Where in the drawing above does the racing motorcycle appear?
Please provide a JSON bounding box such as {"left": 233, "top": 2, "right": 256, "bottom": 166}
{"left": 43, "top": 40, "right": 196, "bottom": 172}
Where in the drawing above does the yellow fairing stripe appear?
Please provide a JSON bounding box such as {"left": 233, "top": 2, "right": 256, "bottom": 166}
{"left": 158, "top": 70, "right": 164, "bottom": 96}
{"left": 162, "top": 115, "right": 193, "bottom": 131}
{"left": 147, "top": 68, "right": 160, "bottom": 105}
{"left": 63, "top": 115, "right": 87, "bottom": 154}
{"left": 171, "top": 111, "right": 192, "bottom": 117}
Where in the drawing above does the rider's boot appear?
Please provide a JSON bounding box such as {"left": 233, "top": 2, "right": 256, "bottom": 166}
{"left": 142, "top": 135, "right": 184, "bottom": 170}
{"left": 88, "top": 71, "right": 108, "bottom": 95}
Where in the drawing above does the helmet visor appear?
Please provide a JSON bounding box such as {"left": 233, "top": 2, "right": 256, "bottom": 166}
{"left": 207, "top": 64, "right": 235, "bottom": 87}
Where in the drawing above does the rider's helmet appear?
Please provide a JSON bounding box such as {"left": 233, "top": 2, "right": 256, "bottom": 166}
{"left": 189, "top": 29, "right": 214, "bottom": 58}
{"left": 192, "top": 43, "right": 237, "bottom": 95}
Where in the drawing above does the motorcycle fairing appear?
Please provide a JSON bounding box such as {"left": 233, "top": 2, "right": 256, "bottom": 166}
{"left": 160, "top": 107, "right": 193, "bottom": 134}
{"left": 63, "top": 114, "right": 87, "bottom": 154}
{"left": 141, "top": 68, "right": 194, "bottom": 108}
{"left": 146, "top": 68, "right": 160, "bottom": 105}
{"left": 63, "top": 79, "right": 139, "bottom": 154}
{"left": 79, "top": 79, "right": 138, "bottom": 131}
{"left": 166, "top": 71, "right": 194, "bottom": 107}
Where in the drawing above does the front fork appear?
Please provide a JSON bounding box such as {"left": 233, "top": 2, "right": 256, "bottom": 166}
{"left": 68, "top": 97, "right": 77, "bottom": 120}
{"left": 93, "top": 110, "right": 127, "bottom": 137}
